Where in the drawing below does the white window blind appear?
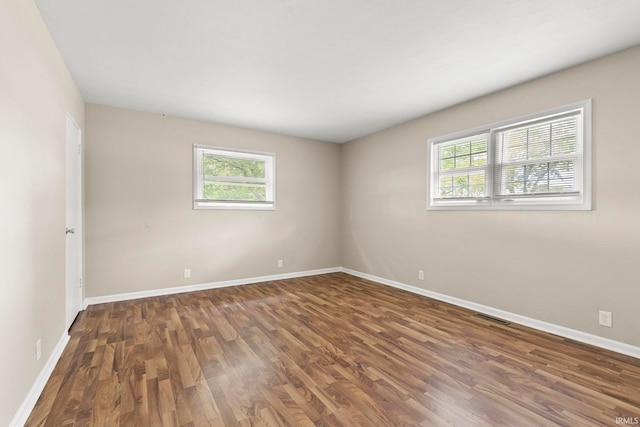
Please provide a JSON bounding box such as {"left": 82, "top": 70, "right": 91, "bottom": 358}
{"left": 428, "top": 100, "right": 591, "bottom": 210}
{"left": 495, "top": 112, "right": 581, "bottom": 199}
{"left": 193, "top": 145, "right": 275, "bottom": 210}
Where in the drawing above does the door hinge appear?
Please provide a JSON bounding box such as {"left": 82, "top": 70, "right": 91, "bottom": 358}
{"left": 78, "top": 144, "right": 82, "bottom": 155}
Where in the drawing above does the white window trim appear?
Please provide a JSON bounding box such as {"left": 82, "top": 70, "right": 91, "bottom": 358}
{"left": 193, "top": 145, "right": 276, "bottom": 210}
{"left": 427, "top": 100, "right": 592, "bottom": 211}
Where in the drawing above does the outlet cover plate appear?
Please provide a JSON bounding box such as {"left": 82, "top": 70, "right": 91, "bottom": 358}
{"left": 598, "top": 310, "right": 612, "bottom": 327}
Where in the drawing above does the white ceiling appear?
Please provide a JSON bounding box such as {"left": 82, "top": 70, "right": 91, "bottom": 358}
{"left": 36, "top": 0, "right": 640, "bottom": 143}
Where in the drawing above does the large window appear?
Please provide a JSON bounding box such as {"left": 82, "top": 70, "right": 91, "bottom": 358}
{"left": 428, "top": 100, "right": 591, "bottom": 210}
{"left": 193, "top": 145, "right": 275, "bottom": 210}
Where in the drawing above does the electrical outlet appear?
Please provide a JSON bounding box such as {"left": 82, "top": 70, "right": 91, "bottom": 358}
{"left": 277, "top": 259, "right": 283, "bottom": 268}
{"left": 598, "top": 310, "right": 612, "bottom": 327}
{"left": 36, "top": 339, "right": 41, "bottom": 361}
{"left": 418, "top": 270, "right": 424, "bottom": 280}
{"left": 184, "top": 268, "right": 191, "bottom": 279}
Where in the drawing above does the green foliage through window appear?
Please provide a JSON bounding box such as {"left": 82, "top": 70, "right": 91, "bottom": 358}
{"left": 203, "top": 156, "right": 265, "bottom": 179}
{"left": 202, "top": 155, "right": 267, "bottom": 201}
{"left": 439, "top": 138, "right": 487, "bottom": 172}
{"left": 203, "top": 182, "right": 266, "bottom": 202}
{"left": 438, "top": 136, "right": 488, "bottom": 198}
{"left": 194, "top": 146, "right": 275, "bottom": 209}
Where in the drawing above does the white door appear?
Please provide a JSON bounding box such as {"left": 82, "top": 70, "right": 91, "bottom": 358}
{"left": 65, "top": 114, "right": 83, "bottom": 329}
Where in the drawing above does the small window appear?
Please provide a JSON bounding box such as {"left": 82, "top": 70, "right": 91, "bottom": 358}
{"left": 193, "top": 145, "right": 275, "bottom": 210}
{"left": 428, "top": 100, "right": 591, "bottom": 210}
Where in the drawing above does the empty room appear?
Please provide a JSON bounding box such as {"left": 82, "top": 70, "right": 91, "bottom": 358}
{"left": 3, "top": 0, "right": 640, "bottom": 425}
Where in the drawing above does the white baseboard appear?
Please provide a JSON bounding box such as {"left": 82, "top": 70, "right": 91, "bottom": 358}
{"left": 342, "top": 268, "right": 640, "bottom": 360}
{"left": 84, "top": 267, "right": 342, "bottom": 306}
{"left": 10, "top": 332, "right": 70, "bottom": 427}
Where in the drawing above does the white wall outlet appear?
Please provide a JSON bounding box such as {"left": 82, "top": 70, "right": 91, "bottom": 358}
{"left": 418, "top": 270, "right": 424, "bottom": 280}
{"left": 35, "top": 339, "right": 42, "bottom": 361}
{"left": 598, "top": 310, "right": 612, "bottom": 327}
{"left": 183, "top": 268, "right": 191, "bottom": 279}
{"left": 277, "top": 259, "right": 283, "bottom": 268}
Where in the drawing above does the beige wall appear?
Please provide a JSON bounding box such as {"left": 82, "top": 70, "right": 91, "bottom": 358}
{"left": 85, "top": 104, "right": 341, "bottom": 297}
{"left": 341, "top": 45, "right": 640, "bottom": 347}
{"left": 0, "top": 1, "right": 85, "bottom": 425}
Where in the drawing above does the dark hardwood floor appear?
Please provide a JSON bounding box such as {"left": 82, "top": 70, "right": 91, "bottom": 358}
{"left": 26, "top": 273, "right": 640, "bottom": 426}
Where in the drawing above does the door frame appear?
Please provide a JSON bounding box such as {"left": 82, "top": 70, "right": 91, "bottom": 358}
{"left": 65, "top": 113, "right": 83, "bottom": 329}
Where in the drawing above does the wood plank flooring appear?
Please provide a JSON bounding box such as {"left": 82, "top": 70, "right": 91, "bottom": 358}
{"left": 26, "top": 273, "right": 640, "bottom": 426}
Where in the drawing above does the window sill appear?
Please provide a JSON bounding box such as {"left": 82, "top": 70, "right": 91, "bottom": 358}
{"left": 194, "top": 202, "right": 276, "bottom": 210}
